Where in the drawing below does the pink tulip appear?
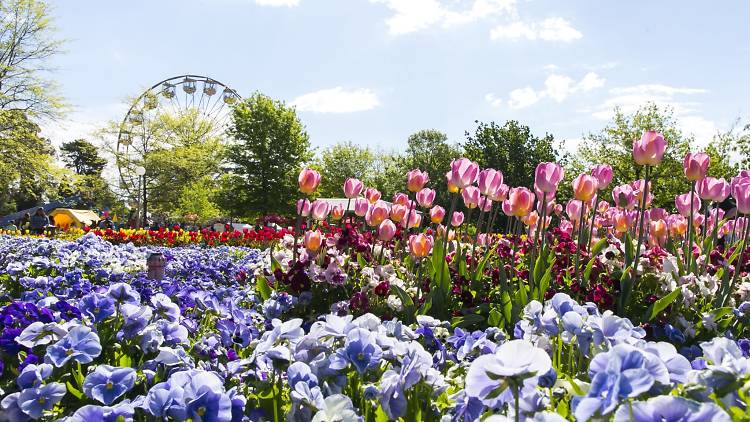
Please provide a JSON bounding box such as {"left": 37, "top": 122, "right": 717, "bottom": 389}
{"left": 406, "top": 169, "right": 429, "bottom": 192}
{"left": 683, "top": 152, "right": 710, "bottom": 181}
{"left": 331, "top": 204, "right": 344, "bottom": 220}
{"left": 553, "top": 203, "right": 563, "bottom": 216}
{"left": 566, "top": 200, "right": 585, "bottom": 221}
{"left": 298, "top": 168, "right": 321, "bottom": 194}
{"left": 416, "top": 188, "right": 436, "bottom": 208}
{"left": 559, "top": 219, "right": 574, "bottom": 236}
{"left": 508, "top": 187, "right": 535, "bottom": 217}
{"left": 489, "top": 183, "right": 509, "bottom": 202}
{"left": 354, "top": 198, "right": 369, "bottom": 217}
{"left": 478, "top": 196, "right": 493, "bottom": 212}
{"left": 675, "top": 192, "right": 701, "bottom": 217}
{"left": 697, "top": 177, "right": 730, "bottom": 202}
{"left": 310, "top": 200, "right": 331, "bottom": 221}
{"left": 612, "top": 184, "right": 636, "bottom": 209}
{"left": 392, "top": 192, "right": 409, "bottom": 206}
{"left": 304, "top": 230, "right": 323, "bottom": 252}
{"left": 297, "top": 199, "right": 312, "bottom": 217}
{"left": 408, "top": 234, "right": 433, "bottom": 258}
{"left": 401, "top": 212, "right": 421, "bottom": 229}
{"left": 448, "top": 158, "right": 479, "bottom": 189}
{"left": 389, "top": 204, "right": 408, "bottom": 222}
{"left": 378, "top": 219, "right": 397, "bottom": 241}
{"left": 590, "top": 164, "right": 613, "bottom": 190}
{"left": 647, "top": 208, "right": 668, "bottom": 222}
{"left": 633, "top": 131, "right": 667, "bottom": 166}
{"left": 462, "top": 186, "right": 480, "bottom": 209}
{"left": 572, "top": 173, "right": 599, "bottom": 202}
{"left": 502, "top": 200, "right": 513, "bottom": 216}
{"left": 736, "top": 183, "right": 750, "bottom": 214}
{"left": 365, "top": 201, "right": 390, "bottom": 226}
{"left": 430, "top": 205, "right": 446, "bottom": 224}
{"left": 597, "top": 200, "right": 610, "bottom": 214}
{"left": 478, "top": 169, "right": 504, "bottom": 196}
{"left": 537, "top": 198, "right": 555, "bottom": 215}
{"left": 365, "top": 187, "right": 381, "bottom": 204}
{"left": 451, "top": 211, "right": 465, "bottom": 227}
{"left": 535, "top": 162, "right": 564, "bottom": 193}
{"left": 343, "top": 178, "right": 364, "bottom": 199}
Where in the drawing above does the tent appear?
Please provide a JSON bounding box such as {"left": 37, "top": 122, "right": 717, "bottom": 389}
{"left": 49, "top": 209, "right": 100, "bottom": 230}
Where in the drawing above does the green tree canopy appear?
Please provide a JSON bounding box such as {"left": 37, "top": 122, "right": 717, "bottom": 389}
{"left": 463, "top": 120, "right": 558, "bottom": 189}
{"left": 221, "top": 92, "right": 312, "bottom": 218}
{"left": 173, "top": 176, "right": 221, "bottom": 225}
{"left": 0, "top": 0, "right": 65, "bottom": 118}
{"left": 316, "top": 141, "right": 379, "bottom": 198}
{"left": 60, "top": 139, "right": 106, "bottom": 176}
{"left": 398, "top": 129, "right": 462, "bottom": 207}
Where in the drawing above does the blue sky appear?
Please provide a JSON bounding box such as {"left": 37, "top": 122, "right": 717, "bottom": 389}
{"left": 43, "top": 0, "right": 750, "bottom": 155}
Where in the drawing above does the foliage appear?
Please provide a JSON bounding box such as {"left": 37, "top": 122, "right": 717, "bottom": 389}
{"left": 463, "top": 120, "right": 558, "bottom": 189}
{"left": 0, "top": 0, "right": 65, "bottom": 117}
{"left": 399, "top": 129, "right": 462, "bottom": 208}
{"left": 173, "top": 176, "right": 222, "bottom": 225}
{"left": 59, "top": 139, "right": 106, "bottom": 176}
{"left": 221, "top": 92, "right": 312, "bottom": 218}
{"left": 316, "top": 141, "right": 380, "bottom": 198}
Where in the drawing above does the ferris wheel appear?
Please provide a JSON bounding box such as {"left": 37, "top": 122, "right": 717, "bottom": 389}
{"left": 115, "top": 74, "right": 241, "bottom": 199}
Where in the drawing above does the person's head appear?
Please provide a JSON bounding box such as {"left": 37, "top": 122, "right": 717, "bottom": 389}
{"left": 23, "top": 213, "right": 30, "bottom": 219}
{"left": 35, "top": 207, "right": 44, "bottom": 216}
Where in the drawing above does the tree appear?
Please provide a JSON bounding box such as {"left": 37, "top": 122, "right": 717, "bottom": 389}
{"left": 399, "top": 129, "right": 462, "bottom": 207}
{"left": 0, "top": 109, "right": 56, "bottom": 212}
{"left": 60, "top": 139, "right": 106, "bottom": 175}
{"left": 221, "top": 92, "right": 312, "bottom": 218}
{"left": 173, "top": 177, "right": 221, "bottom": 225}
{"left": 574, "top": 103, "right": 698, "bottom": 209}
{"left": 316, "top": 141, "right": 379, "bottom": 198}
{"left": 0, "top": 0, "right": 65, "bottom": 117}
{"left": 463, "top": 120, "right": 558, "bottom": 189}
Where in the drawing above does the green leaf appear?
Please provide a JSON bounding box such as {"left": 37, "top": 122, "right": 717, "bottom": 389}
{"left": 645, "top": 288, "right": 681, "bottom": 321}
{"left": 488, "top": 308, "right": 502, "bottom": 327}
{"left": 270, "top": 253, "right": 282, "bottom": 272}
{"left": 472, "top": 247, "right": 494, "bottom": 282}
{"left": 66, "top": 381, "right": 83, "bottom": 399}
{"left": 374, "top": 406, "right": 390, "bottom": 422}
{"left": 255, "top": 275, "right": 272, "bottom": 301}
{"left": 357, "top": 253, "right": 367, "bottom": 268}
{"left": 537, "top": 266, "right": 553, "bottom": 302}
{"left": 452, "top": 313, "right": 485, "bottom": 328}
{"left": 582, "top": 238, "right": 607, "bottom": 283}
{"left": 119, "top": 353, "right": 132, "bottom": 368}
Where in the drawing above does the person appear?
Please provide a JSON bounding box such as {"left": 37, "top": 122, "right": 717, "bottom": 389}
{"left": 29, "top": 207, "right": 49, "bottom": 235}
{"left": 19, "top": 213, "right": 30, "bottom": 232}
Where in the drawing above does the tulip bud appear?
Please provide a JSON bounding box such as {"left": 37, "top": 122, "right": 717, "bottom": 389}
{"left": 408, "top": 234, "right": 433, "bottom": 258}
{"left": 354, "top": 198, "right": 369, "bottom": 217}
{"left": 633, "top": 131, "right": 667, "bottom": 166}
{"left": 304, "top": 230, "right": 323, "bottom": 252}
{"left": 406, "top": 169, "right": 429, "bottom": 192}
{"left": 343, "top": 178, "right": 364, "bottom": 199}
{"left": 416, "top": 188, "right": 436, "bottom": 208}
{"left": 451, "top": 211, "right": 464, "bottom": 227}
{"left": 378, "top": 219, "right": 397, "bottom": 241}
{"left": 298, "top": 168, "right": 321, "bottom": 195}
{"left": 365, "top": 187, "right": 381, "bottom": 204}
{"left": 683, "top": 152, "right": 710, "bottom": 181}
{"left": 297, "top": 199, "right": 311, "bottom": 217}
{"left": 430, "top": 205, "right": 445, "bottom": 224}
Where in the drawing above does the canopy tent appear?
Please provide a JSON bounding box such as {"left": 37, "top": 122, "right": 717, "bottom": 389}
{"left": 49, "top": 209, "right": 100, "bottom": 230}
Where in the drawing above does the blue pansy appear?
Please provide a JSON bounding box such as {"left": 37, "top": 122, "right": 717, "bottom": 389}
{"left": 329, "top": 328, "right": 382, "bottom": 374}
{"left": 17, "top": 382, "right": 67, "bottom": 418}
{"left": 83, "top": 365, "right": 137, "bottom": 405}
{"left": 45, "top": 325, "right": 102, "bottom": 367}
{"left": 612, "top": 395, "right": 730, "bottom": 422}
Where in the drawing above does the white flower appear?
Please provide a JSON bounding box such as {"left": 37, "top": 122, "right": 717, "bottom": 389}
{"left": 702, "top": 312, "right": 718, "bottom": 332}
{"left": 386, "top": 295, "right": 403, "bottom": 312}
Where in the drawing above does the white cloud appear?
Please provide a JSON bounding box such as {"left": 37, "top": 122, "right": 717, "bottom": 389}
{"left": 489, "top": 72, "right": 605, "bottom": 109}
{"left": 507, "top": 87, "right": 540, "bottom": 108}
{"left": 490, "top": 17, "right": 582, "bottom": 42}
{"left": 592, "top": 83, "right": 718, "bottom": 144}
{"left": 369, "top": 0, "right": 516, "bottom": 35}
{"left": 484, "top": 93, "right": 502, "bottom": 108}
{"left": 290, "top": 87, "right": 380, "bottom": 113}
{"left": 255, "top": 0, "right": 299, "bottom": 6}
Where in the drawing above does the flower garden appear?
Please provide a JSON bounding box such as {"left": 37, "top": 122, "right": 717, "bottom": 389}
{"left": 2, "top": 131, "right": 750, "bottom": 421}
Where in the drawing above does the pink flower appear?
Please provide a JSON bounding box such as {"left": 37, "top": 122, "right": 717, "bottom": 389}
{"left": 572, "top": 173, "right": 599, "bottom": 202}
{"left": 389, "top": 204, "right": 408, "bottom": 222}
{"left": 488, "top": 183, "right": 509, "bottom": 202}
{"left": 590, "top": 164, "right": 613, "bottom": 190}
{"left": 697, "top": 177, "right": 730, "bottom": 202}
{"left": 448, "top": 158, "right": 479, "bottom": 189}
{"left": 612, "top": 184, "right": 636, "bottom": 209}
{"left": 566, "top": 200, "right": 586, "bottom": 221}
{"left": 534, "top": 162, "right": 564, "bottom": 193}
{"left": 451, "top": 211, "right": 465, "bottom": 227}
{"left": 354, "top": 198, "right": 369, "bottom": 217}
{"left": 331, "top": 204, "right": 345, "bottom": 220}
{"left": 478, "top": 196, "right": 493, "bottom": 212}
{"left": 365, "top": 187, "right": 381, "bottom": 204}
{"left": 365, "top": 201, "right": 390, "bottom": 226}
{"left": 478, "top": 168, "right": 504, "bottom": 196}
{"left": 683, "top": 152, "right": 710, "bottom": 181}
{"left": 392, "top": 192, "right": 409, "bottom": 206}
{"left": 297, "top": 199, "right": 312, "bottom": 217}
{"left": 675, "top": 192, "right": 701, "bottom": 217}
{"left": 416, "top": 188, "right": 436, "bottom": 208}
{"left": 462, "top": 186, "right": 481, "bottom": 209}
{"left": 343, "top": 178, "right": 364, "bottom": 199}
{"left": 304, "top": 230, "right": 323, "bottom": 252}
{"left": 298, "top": 168, "right": 321, "bottom": 195}
{"left": 508, "top": 187, "right": 535, "bottom": 217}
{"left": 408, "top": 234, "right": 433, "bottom": 258}
{"left": 310, "top": 200, "right": 331, "bottom": 221}
{"left": 406, "top": 169, "right": 430, "bottom": 192}
{"left": 430, "top": 206, "right": 446, "bottom": 224}
{"left": 401, "top": 212, "right": 421, "bottom": 229}
{"left": 378, "top": 219, "right": 397, "bottom": 241}
{"left": 736, "top": 183, "right": 750, "bottom": 214}
{"left": 559, "top": 219, "right": 574, "bottom": 236}
{"left": 632, "top": 131, "right": 667, "bottom": 166}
